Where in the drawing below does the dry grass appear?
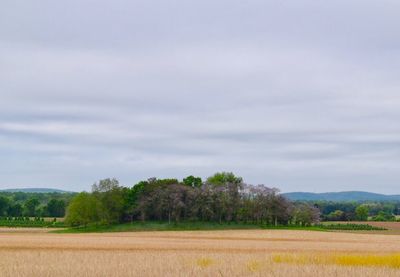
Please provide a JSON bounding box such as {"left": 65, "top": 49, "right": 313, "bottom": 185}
{"left": 273, "top": 253, "right": 400, "bottom": 268}
{"left": 1, "top": 228, "right": 400, "bottom": 276}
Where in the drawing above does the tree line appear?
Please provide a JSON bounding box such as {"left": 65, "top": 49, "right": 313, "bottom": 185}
{"left": 0, "top": 192, "right": 73, "bottom": 218}
{"left": 65, "top": 172, "right": 321, "bottom": 227}
{"left": 311, "top": 200, "right": 400, "bottom": 221}
{"left": 2, "top": 175, "right": 397, "bottom": 225}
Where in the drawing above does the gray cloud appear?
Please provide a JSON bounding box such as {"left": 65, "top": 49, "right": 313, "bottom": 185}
{"left": 0, "top": 0, "right": 399, "bottom": 192}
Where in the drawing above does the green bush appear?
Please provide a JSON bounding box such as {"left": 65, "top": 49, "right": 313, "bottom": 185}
{"left": 371, "top": 211, "right": 396, "bottom": 222}
{"left": 317, "top": 223, "right": 386, "bottom": 231}
{"left": 0, "top": 217, "right": 66, "bottom": 228}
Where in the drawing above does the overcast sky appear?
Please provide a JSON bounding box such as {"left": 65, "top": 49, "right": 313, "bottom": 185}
{"left": 1, "top": 0, "right": 400, "bottom": 193}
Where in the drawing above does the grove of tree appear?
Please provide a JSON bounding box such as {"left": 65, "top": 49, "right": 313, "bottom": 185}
{"left": 65, "top": 172, "right": 321, "bottom": 227}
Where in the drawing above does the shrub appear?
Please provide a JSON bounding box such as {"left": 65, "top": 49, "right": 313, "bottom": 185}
{"left": 317, "top": 223, "right": 386, "bottom": 231}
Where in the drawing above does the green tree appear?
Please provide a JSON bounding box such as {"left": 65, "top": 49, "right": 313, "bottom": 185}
{"left": 355, "top": 205, "right": 369, "bottom": 221}
{"left": 0, "top": 196, "right": 10, "bottom": 216}
{"left": 46, "top": 199, "right": 66, "bottom": 217}
{"left": 24, "top": 198, "right": 40, "bottom": 216}
{"left": 206, "top": 172, "right": 242, "bottom": 186}
{"left": 372, "top": 211, "right": 395, "bottom": 222}
{"left": 183, "top": 176, "right": 202, "bottom": 187}
{"left": 125, "top": 180, "right": 148, "bottom": 219}
{"left": 8, "top": 203, "right": 23, "bottom": 217}
{"left": 206, "top": 172, "right": 244, "bottom": 222}
{"left": 327, "top": 210, "right": 345, "bottom": 221}
{"left": 65, "top": 192, "right": 102, "bottom": 226}
{"left": 92, "top": 178, "right": 125, "bottom": 224}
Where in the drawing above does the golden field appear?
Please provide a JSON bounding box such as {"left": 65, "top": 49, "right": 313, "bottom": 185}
{"left": 1, "top": 228, "right": 400, "bottom": 276}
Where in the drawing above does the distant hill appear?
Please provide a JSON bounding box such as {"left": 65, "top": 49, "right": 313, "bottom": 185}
{"left": 0, "top": 188, "right": 73, "bottom": 193}
{"left": 282, "top": 191, "right": 400, "bottom": 202}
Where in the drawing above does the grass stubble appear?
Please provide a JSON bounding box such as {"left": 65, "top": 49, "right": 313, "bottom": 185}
{"left": 1, "top": 228, "right": 400, "bottom": 276}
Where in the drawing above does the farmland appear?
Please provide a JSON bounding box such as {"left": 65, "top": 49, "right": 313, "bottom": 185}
{"left": 1, "top": 228, "right": 400, "bottom": 276}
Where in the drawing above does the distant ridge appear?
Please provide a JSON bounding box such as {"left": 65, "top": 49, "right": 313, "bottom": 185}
{"left": 282, "top": 191, "right": 400, "bottom": 201}
{"left": 0, "top": 188, "right": 73, "bottom": 193}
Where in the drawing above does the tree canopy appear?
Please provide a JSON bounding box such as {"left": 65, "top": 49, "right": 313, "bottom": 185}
{"left": 64, "top": 173, "right": 321, "bottom": 227}
{"left": 65, "top": 192, "right": 103, "bottom": 226}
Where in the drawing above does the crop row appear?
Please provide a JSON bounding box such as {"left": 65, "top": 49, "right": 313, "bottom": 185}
{"left": 317, "top": 223, "right": 387, "bottom": 231}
